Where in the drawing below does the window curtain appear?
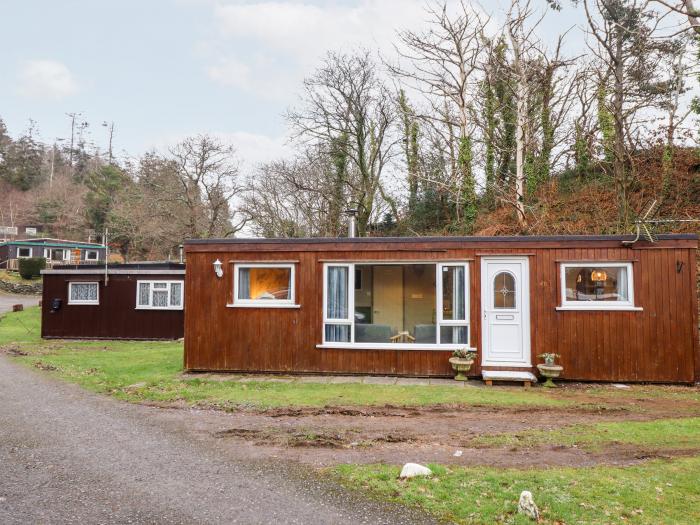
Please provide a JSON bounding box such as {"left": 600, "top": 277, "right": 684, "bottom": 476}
{"left": 170, "top": 283, "right": 182, "bottom": 307}
{"left": 71, "top": 283, "right": 97, "bottom": 302}
{"left": 138, "top": 282, "right": 150, "bottom": 306}
{"left": 238, "top": 268, "right": 251, "bottom": 299}
{"left": 326, "top": 266, "right": 348, "bottom": 319}
{"left": 325, "top": 266, "right": 350, "bottom": 342}
{"left": 616, "top": 267, "right": 628, "bottom": 301}
{"left": 453, "top": 266, "right": 465, "bottom": 320}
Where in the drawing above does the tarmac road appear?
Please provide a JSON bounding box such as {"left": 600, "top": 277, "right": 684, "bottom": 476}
{"left": 0, "top": 355, "right": 438, "bottom": 525}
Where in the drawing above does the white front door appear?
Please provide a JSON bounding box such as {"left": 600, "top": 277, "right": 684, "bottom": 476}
{"left": 481, "top": 257, "right": 531, "bottom": 367}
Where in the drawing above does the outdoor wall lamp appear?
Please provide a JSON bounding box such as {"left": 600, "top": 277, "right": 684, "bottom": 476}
{"left": 213, "top": 259, "right": 223, "bottom": 278}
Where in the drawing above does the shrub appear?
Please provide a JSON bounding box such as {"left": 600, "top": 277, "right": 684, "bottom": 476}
{"left": 18, "top": 257, "right": 46, "bottom": 280}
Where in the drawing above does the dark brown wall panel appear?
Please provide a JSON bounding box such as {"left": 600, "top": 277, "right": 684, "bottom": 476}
{"left": 42, "top": 273, "right": 184, "bottom": 340}
{"left": 184, "top": 239, "right": 698, "bottom": 382}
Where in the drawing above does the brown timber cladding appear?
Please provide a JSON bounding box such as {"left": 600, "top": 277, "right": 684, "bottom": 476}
{"left": 42, "top": 273, "right": 184, "bottom": 340}
{"left": 184, "top": 236, "right": 699, "bottom": 383}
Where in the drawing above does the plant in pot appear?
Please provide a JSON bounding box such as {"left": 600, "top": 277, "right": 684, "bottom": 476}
{"left": 537, "top": 353, "right": 563, "bottom": 387}
{"left": 448, "top": 348, "right": 476, "bottom": 381}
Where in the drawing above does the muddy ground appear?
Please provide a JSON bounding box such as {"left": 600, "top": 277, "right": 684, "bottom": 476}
{"left": 146, "top": 385, "right": 700, "bottom": 469}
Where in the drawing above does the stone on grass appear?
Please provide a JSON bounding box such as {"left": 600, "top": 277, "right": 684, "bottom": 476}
{"left": 518, "top": 491, "right": 539, "bottom": 520}
{"left": 399, "top": 463, "right": 432, "bottom": 479}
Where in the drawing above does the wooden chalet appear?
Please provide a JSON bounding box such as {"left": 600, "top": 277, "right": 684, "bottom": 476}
{"left": 41, "top": 262, "right": 185, "bottom": 340}
{"left": 0, "top": 238, "right": 106, "bottom": 270}
{"left": 183, "top": 234, "right": 699, "bottom": 383}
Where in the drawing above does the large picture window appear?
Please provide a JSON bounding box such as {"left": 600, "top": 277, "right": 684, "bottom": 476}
{"left": 232, "top": 263, "right": 296, "bottom": 307}
{"left": 560, "top": 262, "right": 638, "bottom": 310}
{"left": 136, "top": 281, "right": 183, "bottom": 310}
{"left": 68, "top": 282, "right": 99, "bottom": 305}
{"left": 322, "top": 262, "right": 470, "bottom": 349}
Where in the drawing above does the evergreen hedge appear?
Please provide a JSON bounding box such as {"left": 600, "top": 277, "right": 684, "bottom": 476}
{"left": 18, "top": 257, "right": 46, "bottom": 280}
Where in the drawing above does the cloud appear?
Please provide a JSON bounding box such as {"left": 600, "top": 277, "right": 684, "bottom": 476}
{"left": 223, "top": 130, "right": 293, "bottom": 168}
{"left": 202, "top": 0, "right": 429, "bottom": 97}
{"left": 206, "top": 57, "right": 252, "bottom": 90}
{"left": 17, "top": 59, "right": 79, "bottom": 100}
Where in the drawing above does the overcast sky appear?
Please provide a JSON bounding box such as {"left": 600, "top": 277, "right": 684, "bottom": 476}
{"left": 1, "top": 0, "right": 585, "bottom": 171}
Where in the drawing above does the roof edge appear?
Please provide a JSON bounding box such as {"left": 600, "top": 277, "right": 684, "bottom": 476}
{"left": 185, "top": 233, "right": 698, "bottom": 245}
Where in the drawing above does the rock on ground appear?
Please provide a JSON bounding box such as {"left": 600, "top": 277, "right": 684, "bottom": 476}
{"left": 399, "top": 463, "right": 432, "bottom": 478}
{"left": 518, "top": 490, "right": 540, "bottom": 520}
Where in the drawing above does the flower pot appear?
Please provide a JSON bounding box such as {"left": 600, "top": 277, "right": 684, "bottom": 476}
{"left": 537, "top": 364, "right": 563, "bottom": 388}
{"left": 448, "top": 357, "right": 474, "bottom": 381}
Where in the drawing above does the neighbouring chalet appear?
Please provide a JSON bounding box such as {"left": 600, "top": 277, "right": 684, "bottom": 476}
{"left": 41, "top": 262, "right": 185, "bottom": 340}
{"left": 0, "top": 238, "right": 107, "bottom": 270}
{"left": 183, "top": 234, "right": 699, "bottom": 383}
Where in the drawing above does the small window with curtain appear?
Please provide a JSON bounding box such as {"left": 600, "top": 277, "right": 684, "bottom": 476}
{"left": 68, "top": 282, "right": 99, "bottom": 305}
{"left": 560, "top": 262, "right": 637, "bottom": 310}
{"left": 232, "top": 264, "right": 296, "bottom": 307}
{"left": 136, "top": 280, "right": 184, "bottom": 310}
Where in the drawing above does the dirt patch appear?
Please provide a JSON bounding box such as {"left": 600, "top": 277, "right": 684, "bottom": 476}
{"left": 137, "top": 382, "right": 700, "bottom": 469}
{"left": 33, "top": 361, "right": 58, "bottom": 371}
{"left": 214, "top": 426, "right": 415, "bottom": 448}
{"left": 1, "top": 346, "right": 28, "bottom": 357}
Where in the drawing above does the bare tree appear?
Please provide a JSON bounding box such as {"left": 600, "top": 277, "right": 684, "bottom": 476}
{"left": 389, "top": 1, "right": 488, "bottom": 228}
{"left": 583, "top": 0, "right": 674, "bottom": 227}
{"left": 287, "top": 51, "right": 397, "bottom": 235}
{"left": 506, "top": 0, "right": 541, "bottom": 227}
{"left": 168, "top": 135, "right": 246, "bottom": 238}
{"left": 243, "top": 149, "right": 352, "bottom": 237}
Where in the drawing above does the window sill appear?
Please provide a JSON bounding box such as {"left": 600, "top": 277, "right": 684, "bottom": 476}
{"left": 67, "top": 302, "right": 99, "bottom": 306}
{"left": 135, "top": 306, "right": 184, "bottom": 311}
{"left": 227, "top": 303, "right": 301, "bottom": 309}
{"left": 317, "top": 343, "right": 476, "bottom": 351}
{"left": 556, "top": 305, "right": 643, "bottom": 312}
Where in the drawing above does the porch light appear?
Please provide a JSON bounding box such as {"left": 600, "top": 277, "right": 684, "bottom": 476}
{"left": 590, "top": 269, "right": 607, "bottom": 282}
{"left": 213, "top": 259, "right": 223, "bottom": 278}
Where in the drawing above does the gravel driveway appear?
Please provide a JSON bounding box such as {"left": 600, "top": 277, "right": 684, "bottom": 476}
{"left": 0, "top": 291, "right": 40, "bottom": 314}
{"left": 0, "top": 355, "right": 437, "bottom": 525}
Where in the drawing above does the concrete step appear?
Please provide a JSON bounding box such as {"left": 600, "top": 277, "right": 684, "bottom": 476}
{"left": 482, "top": 370, "right": 538, "bottom": 388}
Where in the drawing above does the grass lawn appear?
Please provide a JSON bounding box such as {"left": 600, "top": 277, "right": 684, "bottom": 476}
{"left": 334, "top": 458, "right": 700, "bottom": 525}
{"left": 3, "top": 307, "right": 700, "bottom": 524}
{"left": 0, "top": 307, "right": 569, "bottom": 410}
{"left": 469, "top": 417, "right": 700, "bottom": 451}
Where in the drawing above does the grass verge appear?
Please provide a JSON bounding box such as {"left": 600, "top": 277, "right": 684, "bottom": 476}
{"left": 470, "top": 417, "right": 700, "bottom": 451}
{"left": 0, "top": 269, "right": 38, "bottom": 284}
{"left": 0, "top": 307, "right": 569, "bottom": 410}
{"left": 334, "top": 457, "right": 700, "bottom": 524}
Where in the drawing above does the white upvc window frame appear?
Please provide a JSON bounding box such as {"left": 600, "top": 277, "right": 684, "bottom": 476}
{"left": 231, "top": 263, "right": 297, "bottom": 308}
{"left": 17, "top": 247, "right": 32, "bottom": 258}
{"left": 68, "top": 281, "right": 100, "bottom": 305}
{"left": 557, "top": 261, "right": 641, "bottom": 311}
{"left": 85, "top": 250, "right": 99, "bottom": 261}
{"left": 320, "top": 261, "right": 473, "bottom": 351}
{"left": 44, "top": 248, "right": 69, "bottom": 261}
{"left": 135, "top": 280, "right": 184, "bottom": 310}
{"left": 436, "top": 262, "right": 470, "bottom": 344}
{"left": 322, "top": 263, "right": 354, "bottom": 343}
